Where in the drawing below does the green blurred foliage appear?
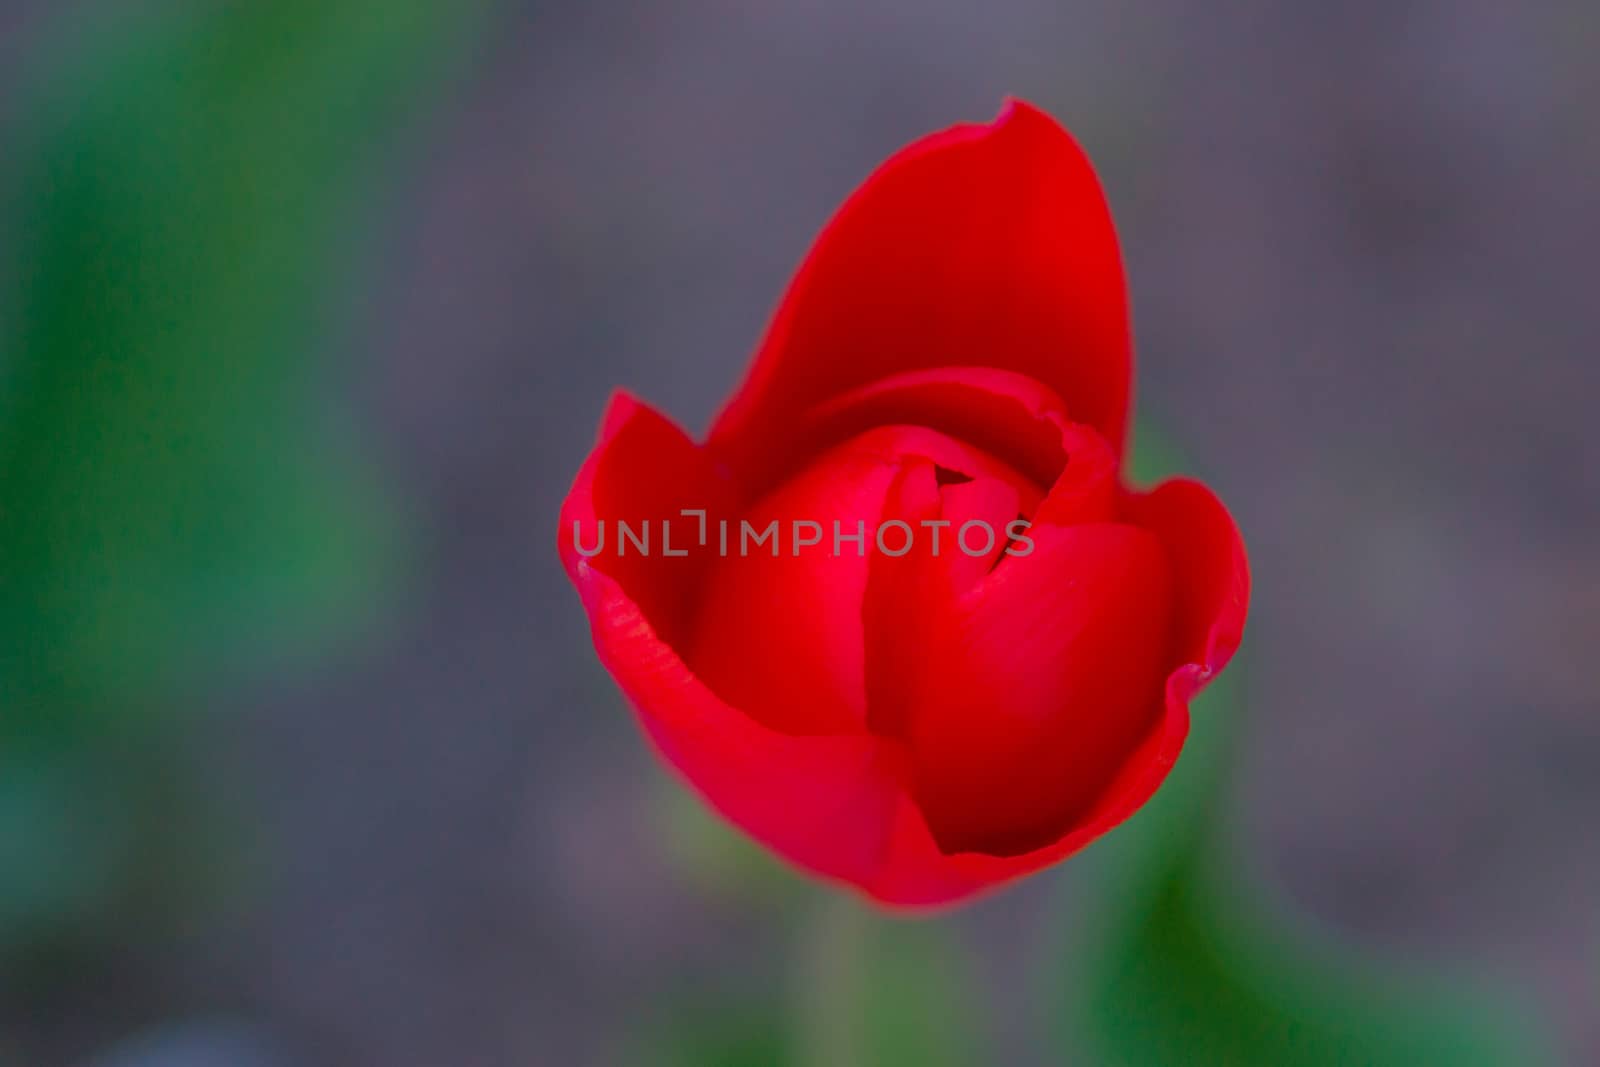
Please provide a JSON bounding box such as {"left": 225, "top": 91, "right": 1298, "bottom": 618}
{"left": 1056, "top": 428, "right": 1555, "bottom": 1067}
{"left": 0, "top": 1, "right": 485, "bottom": 958}
{"left": 0, "top": 3, "right": 486, "bottom": 746}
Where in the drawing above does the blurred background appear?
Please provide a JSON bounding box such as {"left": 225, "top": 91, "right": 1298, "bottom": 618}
{"left": 0, "top": 2, "right": 1596, "bottom": 1065}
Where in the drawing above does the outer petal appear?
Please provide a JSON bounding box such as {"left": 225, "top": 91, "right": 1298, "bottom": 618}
{"left": 708, "top": 99, "right": 1132, "bottom": 476}
{"left": 1123, "top": 477, "right": 1251, "bottom": 697}
{"left": 574, "top": 565, "right": 904, "bottom": 887}
{"left": 558, "top": 394, "right": 904, "bottom": 886}
{"left": 868, "top": 519, "right": 1175, "bottom": 858}
{"left": 855, "top": 477, "right": 1250, "bottom": 908}
{"left": 558, "top": 392, "right": 735, "bottom": 649}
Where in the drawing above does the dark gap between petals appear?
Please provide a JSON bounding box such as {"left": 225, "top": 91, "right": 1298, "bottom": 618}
{"left": 933, "top": 464, "right": 975, "bottom": 486}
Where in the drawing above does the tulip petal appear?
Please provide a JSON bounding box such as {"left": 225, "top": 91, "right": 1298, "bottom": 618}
{"left": 738, "top": 366, "right": 1074, "bottom": 494}
{"left": 883, "top": 522, "right": 1175, "bottom": 857}
{"left": 709, "top": 100, "right": 1132, "bottom": 470}
{"left": 752, "top": 364, "right": 1117, "bottom": 528}
{"left": 557, "top": 391, "right": 738, "bottom": 650}
{"left": 864, "top": 714, "right": 1189, "bottom": 908}
{"left": 688, "top": 439, "right": 902, "bottom": 735}
{"left": 576, "top": 562, "right": 907, "bottom": 887}
{"left": 851, "top": 482, "right": 1247, "bottom": 908}
{"left": 560, "top": 395, "right": 907, "bottom": 886}
{"left": 1124, "top": 476, "right": 1251, "bottom": 701}
{"left": 689, "top": 424, "right": 1035, "bottom": 736}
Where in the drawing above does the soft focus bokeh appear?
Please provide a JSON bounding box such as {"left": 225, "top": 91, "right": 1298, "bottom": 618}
{"left": 1, "top": 3, "right": 1595, "bottom": 1065}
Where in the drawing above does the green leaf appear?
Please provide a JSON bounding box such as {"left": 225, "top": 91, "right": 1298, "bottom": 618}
{"left": 1055, "top": 427, "right": 1554, "bottom": 1066}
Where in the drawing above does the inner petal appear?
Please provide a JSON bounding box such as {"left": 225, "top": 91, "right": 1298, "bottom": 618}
{"left": 688, "top": 424, "right": 1038, "bottom": 737}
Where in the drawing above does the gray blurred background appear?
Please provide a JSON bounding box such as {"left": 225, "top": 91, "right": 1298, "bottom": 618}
{"left": 1, "top": 1, "right": 1597, "bottom": 1065}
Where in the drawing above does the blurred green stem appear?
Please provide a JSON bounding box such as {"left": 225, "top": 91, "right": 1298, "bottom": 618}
{"left": 792, "top": 895, "right": 870, "bottom": 1067}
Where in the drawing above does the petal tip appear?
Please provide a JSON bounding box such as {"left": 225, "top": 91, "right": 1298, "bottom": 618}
{"left": 597, "top": 388, "right": 646, "bottom": 442}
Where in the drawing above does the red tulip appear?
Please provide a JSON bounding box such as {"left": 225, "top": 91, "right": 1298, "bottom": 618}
{"left": 558, "top": 99, "right": 1248, "bottom": 908}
